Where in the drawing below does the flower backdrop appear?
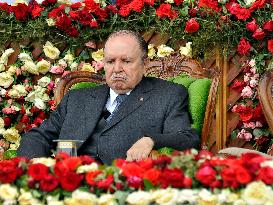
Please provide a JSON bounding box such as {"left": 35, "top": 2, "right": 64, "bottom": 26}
{"left": 0, "top": 149, "right": 273, "bottom": 205}
{"left": 0, "top": 0, "right": 273, "bottom": 157}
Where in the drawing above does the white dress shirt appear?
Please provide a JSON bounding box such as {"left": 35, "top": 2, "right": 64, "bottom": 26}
{"left": 105, "top": 89, "right": 131, "bottom": 114}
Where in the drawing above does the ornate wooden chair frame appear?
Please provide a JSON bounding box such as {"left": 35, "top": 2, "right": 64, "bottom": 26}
{"left": 54, "top": 54, "right": 220, "bottom": 149}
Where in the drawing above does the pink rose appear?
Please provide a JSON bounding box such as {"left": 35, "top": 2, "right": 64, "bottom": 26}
{"left": 249, "top": 79, "right": 258, "bottom": 88}
{"left": 2, "top": 107, "right": 16, "bottom": 114}
{"left": 92, "top": 61, "right": 104, "bottom": 71}
{"left": 244, "top": 75, "right": 250, "bottom": 82}
{"left": 237, "top": 129, "right": 253, "bottom": 141}
{"left": 50, "top": 66, "right": 64, "bottom": 74}
{"left": 16, "top": 68, "right": 22, "bottom": 76}
{"left": 241, "top": 86, "right": 253, "bottom": 98}
{"left": 47, "top": 81, "right": 55, "bottom": 90}
{"left": 255, "top": 121, "right": 263, "bottom": 127}
{"left": 62, "top": 71, "right": 71, "bottom": 77}
{"left": 243, "top": 122, "right": 256, "bottom": 129}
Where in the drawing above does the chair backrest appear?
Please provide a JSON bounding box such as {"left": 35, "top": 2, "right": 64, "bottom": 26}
{"left": 258, "top": 71, "right": 273, "bottom": 134}
{"left": 54, "top": 54, "right": 220, "bottom": 149}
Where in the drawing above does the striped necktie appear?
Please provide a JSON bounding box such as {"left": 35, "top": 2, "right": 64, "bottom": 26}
{"left": 106, "top": 94, "right": 127, "bottom": 122}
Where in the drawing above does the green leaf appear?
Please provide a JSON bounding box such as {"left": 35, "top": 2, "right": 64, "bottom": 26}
{"left": 231, "top": 130, "right": 239, "bottom": 140}
{"left": 143, "top": 179, "right": 154, "bottom": 191}
{"left": 3, "top": 150, "right": 17, "bottom": 159}
{"left": 32, "top": 189, "right": 43, "bottom": 198}
{"left": 114, "top": 191, "right": 129, "bottom": 205}
{"left": 253, "top": 128, "right": 266, "bottom": 138}
{"left": 65, "top": 7, "right": 71, "bottom": 14}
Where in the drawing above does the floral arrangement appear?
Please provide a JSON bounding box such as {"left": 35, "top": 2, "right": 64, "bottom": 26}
{"left": 0, "top": 41, "right": 189, "bottom": 159}
{"left": 0, "top": 149, "right": 272, "bottom": 205}
{"left": 231, "top": 59, "right": 273, "bottom": 154}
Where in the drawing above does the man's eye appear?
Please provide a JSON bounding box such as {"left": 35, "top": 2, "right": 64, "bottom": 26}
{"left": 123, "top": 60, "right": 130, "bottom": 63}
{"left": 106, "top": 61, "right": 113, "bottom": 64}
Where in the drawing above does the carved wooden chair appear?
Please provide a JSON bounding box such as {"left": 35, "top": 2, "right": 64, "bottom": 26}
{"left": 54, "top": 54, "right": 220, "bottom": 150}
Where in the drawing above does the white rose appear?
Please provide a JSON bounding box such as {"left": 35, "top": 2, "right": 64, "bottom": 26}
{"left": 63, "top": 53, "right": 74, "bottom": 65}
{"left": 47, "top": 196, "right": 65, "bottom": 205}
{"left": 0, "top": 128, "right": 5, "bottom": 135}
{"left": 70, "top": 62, "right": 78, "bottom": 71}
{"left": 244, "top": 0, "right": 255, "bottom": 6}
{"left": 31, "top": 157, "right": 56, "bottom": 167}
{"left": 46, "top": 18, "right": 56, "bottom": 26}
{"left": 126, "top": 191, "right": 153, "bottom": 205}
{"left": 34, "top": 98, "right": 46, "bottom": 110}
{"left": 98, "top": 194, "right": 117, "bottom": 205}
{"left": 13, "top": 0, "right": 28, "bottom": 5}
{"left": 0, "top": 88, "right": 7, "bottom": 97}
{"left": 242, "top": 181, "right": 273, "bottom": 205}
{"left": 92, "top": 49, "right": 104, "bottom": 61}
{"left": 38, "top": 76, "right": 51, "bottom": 87}
{"left": 9, "top": 143, "right": 20, "bottom": 150}
{"left": 25, "top": 86, "right": 49, "bottom": 103}
{"left": 0, "top": 48, "right": 14, "bottom": 65}
{"left": 0, "top": 117, "right": 4, "bottom": 128}
{"left": 233, "top": 199, "right": 247, "bottom": 205}
{"left": 197, "top": 189, "right": 217, "bottom": 205}
{"left": 8, "top": 84, "right": 28, "bottom": 99}
{"left": 179, "top": 42, "right": 192, "bottom": 57}
{"left": 18, "top": 53, "right": 32, "bottom": 62}
{"left": 7, "top": 65, "right": 18, "bottom": 75}
{"left": 24, "top": 61, "right": 39, "bottom": 75}
{"left": 58, "top": 59, "right": 67, "bottom": 68}
{"left": 37, "top": 59, "right": 51, "bottom": 74}
{"left": 65, "top": 190, "right": 98, "bottom": 205}
{"left": 165, "top": 0, "right": 174, "bottom": 3}
{"left": 3, "top": 128, "right": 20, "bottom": 144}
{"left": 157, "top": 45, "right": 174, "bottom": 58}
{"left": 81, "top": 63, "right": 96, "bottom": 73}
{"left": 0, "top": 184, "right": 18, "bottom": 201}
{"left": 148, "top": 44, "right": 156, "bottom": 59}
{"left": 152, "top": 188, "right": 179, "bottom": 205}
{"left": 57, "top": 0, "right": 72, "bottom": 5}
{"left": 0, "top": 63, "right": 5, "bottom": 72}
{"left": 177, "top": 189, "right": 198, "bottom": 204}
{"left": 0, "top": 72, "right": 14, "bottom": 88}
{"left": 261, "top": 160, "right": 273, "bottom": 169}
{"left": 77, "top": 162, "right": 98, "bottom": 173}
{"left": 94, "top": 0, "right": 106, "bottom": 7}
{"left": 11, "top": 105, "right": 21, "bottom": 112}
{"left": 43, "top": 41, "right": 60, "bottom": 60}
{"left": 18, "top": 189, "right": 43, "bottom": 205}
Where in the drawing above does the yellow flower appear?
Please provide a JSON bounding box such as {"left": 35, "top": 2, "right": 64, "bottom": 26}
{"left": 0, "top": 48, "right": 14, "bottom": 66}
{"left": 81, "top": 63, "right": 96, "bottom": 73}
{"left": 3, "top": 127, "right": 21, "bottom": 143}
{"left": 98, "top": 194, "right": 117, "bottom": 205}
{"left": 63, "top": 53, "right": 74, "bottom": 65}
{"left": 8, "top": 84, "right": 28, "bottom": 99}
{"left": 179, "top": 42, "right": 192, "bottom": 57}
{"left": 65, "top": 190, "right": 98, "bottom": 205}
{"left": 18, "top": 189, "right": 43, "bottom": 205}
{"left": 38, "top": 76, "right": 51, "bottom": 88}
{"left": 152, "top": 188, "right": 179, "bottom": 205}
{"left": 70, "top": 62, "right": 78, "bottom": 71}
{"left": 0, "top": 72, "right": 14, "bottom": 88}
{"left": 57, "top": 0, "right": 72, "bottom": 5}
{"left": 37, "top": 59, "right": 51, "bottom": 74}
{"left": 0, "top": 117, "right": 4, "bottom": 129}
{"left": 13, "top": 0, "right": 28, "bottom": 5}
{"left": 31, "top": 157, "right": 56, "bottom": 167}
{"left": 157, "top": 45, "right": 174, "bottom": 58}
{"left": 24, "top": 61, "right": 39, "bottom": 75}
{"left": 0, "top": 184, "right": 18, "bottom": 201}
{"left": 46, "top": 18, "right": 56, "bottom": 26}
{"left": 197, "top": 189, "right": 217, "bottom": 205}
{"left": 126, "top": 191, "right": 153, "bottom": 205}
{"left": 0, "top": 63, "right": 5, "bottom": 72}
{"left": 242, "top": 181, "right": 273, "bottom": 205}
{"left": 92, "top": 49, "right": 104, "bottom": 61}
{"left": 7, "top": 65, "right": 18, "bottom": 75}
{"left": 165, "top": 0, "right": 174, "bottom": 3}
{"left": 148, "top": 44, "right": 156, "bottom": 59}
{"left": 43, "top": 41, "right": 60, "bottom": 60}
{"left": 18, "top": 53, "right": 32, "bottom": 62}
{"left": 77, "top": 162, "right": 98, "bottom": 173}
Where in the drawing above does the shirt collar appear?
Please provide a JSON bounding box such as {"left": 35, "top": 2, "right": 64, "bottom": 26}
{"left": 109, "top": 88, "right": 131, "bottom": 105}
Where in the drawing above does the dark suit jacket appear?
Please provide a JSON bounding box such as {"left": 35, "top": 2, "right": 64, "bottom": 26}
{"left": 18, "top": 77, "right": 200, "bottom": 163}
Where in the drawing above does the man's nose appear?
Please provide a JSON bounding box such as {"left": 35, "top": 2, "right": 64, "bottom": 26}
{"left": 113, "top": 60, "right": 123, "bottom": 72}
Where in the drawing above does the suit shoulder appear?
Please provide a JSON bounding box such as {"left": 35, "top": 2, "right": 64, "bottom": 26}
{"left": 64, "top": 84, "right": 106, "bottom": 98}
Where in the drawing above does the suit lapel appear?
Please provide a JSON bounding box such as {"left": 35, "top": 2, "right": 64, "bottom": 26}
{"left": 103, "top": 77, "right": 154, "bottom": 132}
{"left": 79, "top": 84, "right": 109, "bottom": 144}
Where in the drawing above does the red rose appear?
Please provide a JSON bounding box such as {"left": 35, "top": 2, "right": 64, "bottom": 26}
{"left": 97, "top": 174, "right": 114, "bottom": 190}
{"left": 31, "top": 4, "right": 44, "bottom": 18}
{"left": 48, "top": 6, "right": 64, "bottom": 18}
{"left": 70, "top": 2, "right": 82, "bottom": 9}
{"left": 143, "top": 168, "right": 161, "bottom": 185}
{"left": 90, "top": 20, "right": 99, "bottom": 28}
{"left": 156, "top": 3, "right": 178, "bottom": 20}
{"left": 30, "top": 106, "right": 40, "bottom": 113}
{"left": 129, "top": 0, "right": 144, "bottom": 12}
{"left": 229, "top": 3, "right": 251, "bottom": 21}
{"left": 144, "top": 0, "right": 154, "bottom": 6}
{"left": 84, "top": 0, "right": 100, "bottom": 12}
{"left": 86, "top": 170, "right": 102, "bottom": 186}
{"left": 60, "top": 171, "right": 83, "bottom": 191}
{"left": 106, "top": 5, "right": 118, "bottom": 14}
{"left": 56, "top": 15, "right": 72, "bottom": 30}
{"left": 189, "top": 8, "right": 198, "bottom": 17}
{"left": 250, "top": 0, "right": 265, "bottom": 11}
{"left": 268, "top": 39, "right": 273, "bottom": 53}
{"left": 199, "top": 0, "right": 221, "bottom": 12}
{"left": 0, "top": 161, "right": 19, "bottom": 183}
{"left": 185, "top": 18, "right": 200, "bottom": 33}
{"left": 246, "top": 19, "right": 258, "bottom": 32}
{"left": 174, "top": 0, "right": 183, "bottom": 6}
{"left": 118, "top": 6, "right": 130, "bottom": 17}
{"left": 237, "top": 37, "right": 251, "bottom": 55}
{"left": 138, "top": 158, "right": 153, "bottom": 170}
{"left": 252, "top": 29, "right": 265, "bottom": 40}
{"left": 11, "top": 3, "right": 29, "bottom": 21}
{"left": 42, "top": 0, "right": 57, "bottom": 6}
{"left": 28, "top": 163, "right": 49, "bottom": 181}
{"left": 230, "top": 79, "right": 247, "bottom": 93}
{"left": 3, "top": 117, "right": 11, "bottom": 127}
{"left": 121, "top": 163, "right": 144, "bottom": 178}
{"left": 241, "top": 153, "right": 266, "bottom": 174}
{"left": 79, "top": 155, "right": 95, "bottom": 165}
{"left": 153, "top": 155, "right": 171, "bottom": 166}
{"left": 62, "top": 157, "right": 82, "bottom": 172}
{"left": 20, "top": 115, "right": 30, "bottom": 124}
{"left": 235, "top": 166, "right": 252, "bottom": 184}
{"left": 196, "top": 166, "right": 216, "bottom": 186}
{"left": 263, "top": 20, "right": 273, "bottom": 32}
{"left": 127, "top": 176, "right": 143, "bottom": 189}
{"left": 183, "top": 176, "right": 193, "bottom": 188}
{"left": 257, "top": 167, "right": 273, "bottom": 184}
{"left": 159, "top": 168, "right": 184, "bottom": 188}
{"left": 40, "top": 174, "right": 59, "bottom": 192}
{"left": 66, "top": 27, "right": 79, "bottom": 37}
{"left": 0, "top": 3, "right": 11, "bottom": 12}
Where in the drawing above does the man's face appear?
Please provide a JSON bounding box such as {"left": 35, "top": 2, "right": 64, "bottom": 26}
{"left": 103, "top": 35, "right": 145, "bottom": 94}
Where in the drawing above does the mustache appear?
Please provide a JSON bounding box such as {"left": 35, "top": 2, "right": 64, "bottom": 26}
{"left": 110, "top": 73, "right": 128, "bottom": 81}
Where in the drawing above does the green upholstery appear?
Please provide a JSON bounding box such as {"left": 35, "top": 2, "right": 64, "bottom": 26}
{"left": 71, "top": 82, "right": 99, "bottom": 90}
